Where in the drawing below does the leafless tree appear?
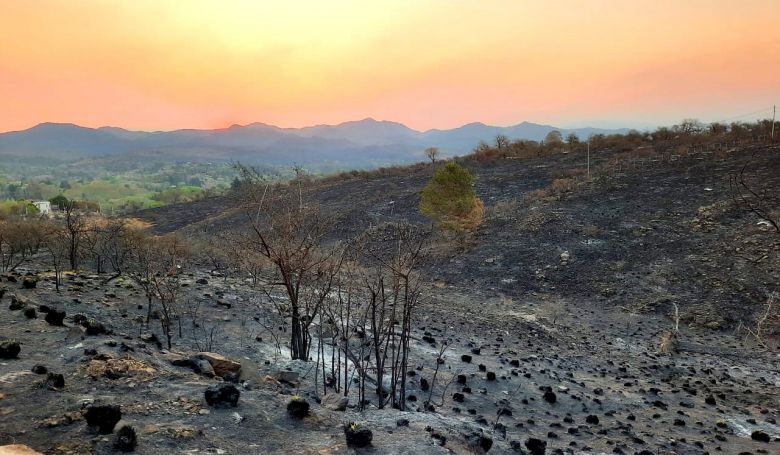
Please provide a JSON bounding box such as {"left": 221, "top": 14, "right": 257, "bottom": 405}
{"left": 235, "top": 169, "right": 344, "bottom": 361}
{"left": 150, "top": 235, "right": 190, "bottom": 349}
{"left": 424, "top": 147, "right": 440, "bottom": 163}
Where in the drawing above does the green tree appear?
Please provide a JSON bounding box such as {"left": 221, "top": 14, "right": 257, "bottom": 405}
{"left": 49, "top": 194, "right": 69, "bottom": 209}
{"left": 419, "top": 163, "right": 483, "bottom": 231}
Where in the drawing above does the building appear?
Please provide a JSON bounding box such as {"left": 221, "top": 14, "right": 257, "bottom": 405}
{"left": 32, "top": 201, "right": 51, "bottom": 216}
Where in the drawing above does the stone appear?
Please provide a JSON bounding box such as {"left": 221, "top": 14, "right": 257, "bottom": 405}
{"left": 23, "top": 307, "right": 36, "bottom": 319}
{"left": 0, "top": 341, "right": 20, "bottom": 359}
{"left": 22, "top": 277, "right": 37, "bottom": 289}
{"left": 191, "top": 358, "right": 215, "bottom": 377}
{"left": 461, "top": 354, "right": 473, "bottom": 363}
{"left": 193, "top": 352, "right": 241, "bottom": 378}
{"left": 84, "top": 404, "right": 122, "bottom": 434}
{"left": 322, "top": 394, "right": 348, "bottom": 411}
{"left": 543, "top": 390, "right": 557, "bottom": 404}
{"left": 204, "top": 383, "right": 240, "bottom": 407}
{"left": 113, "top": 425, "right": 137, "bottom": 452}
{"left": 276, "top": 370, "right": 300, "bottom": 384}
{"left": 31, "top": 365, "right": 47, "bottom": 375}
{"left": 585, "top": 415, "right": 599, "bottom": 425}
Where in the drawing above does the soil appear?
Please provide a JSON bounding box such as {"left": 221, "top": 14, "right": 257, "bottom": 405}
{"left": 2, "top": 144, "right": 779, "bottom": 454}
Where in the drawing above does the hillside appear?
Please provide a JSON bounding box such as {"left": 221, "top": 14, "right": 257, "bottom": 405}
{"left": 2, "top": 142, "right": 778, "bottom": 454}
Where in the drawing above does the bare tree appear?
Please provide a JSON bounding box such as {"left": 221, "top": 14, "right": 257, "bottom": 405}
{"left": 352, "top": 222, "right": 429, "bottom": 410}
{"left": 150, "top": 235, "right": 190, "bottom": 349}
{"left": 42, "top": 222, "right": 70, "bottom": 293}
{"left": 236, "top": 172, "right": 344, "bottom": 361}
{"left": 424, "top": 147, "right": 440, "bottom": 163}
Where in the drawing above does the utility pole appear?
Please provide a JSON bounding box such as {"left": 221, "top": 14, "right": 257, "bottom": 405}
{"left": 771, "top": 105, "right": 776, "bottom": 141}
{"left": 587, "top": 137, "right": 591, "bottom": 177}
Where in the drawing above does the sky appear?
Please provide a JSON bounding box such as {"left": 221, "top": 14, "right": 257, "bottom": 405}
{"left": 0, "top": 0, "right": 778, "bottom": 132}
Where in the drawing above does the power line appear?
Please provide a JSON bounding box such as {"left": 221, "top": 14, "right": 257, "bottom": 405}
{"left": 716, "top": 107, "right": 774, "bottom": 124}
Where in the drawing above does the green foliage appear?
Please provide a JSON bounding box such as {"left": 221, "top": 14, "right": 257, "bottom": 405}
{"left": 419, "top": 162, "right": 483, "bottom": 231}
{"left": 49, "top": 194, "right": 69, "bottom": 208}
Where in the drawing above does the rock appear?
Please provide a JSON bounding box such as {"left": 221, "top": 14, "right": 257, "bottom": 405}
{"left": 196, "top": 278, "right": 208, "bottom": 285}
{"left": 38, "top": 304, "right": 50, "bottom": 313}
{"left": 23, "top": 306, "right": 36, "bottom": 319}
{"left": 322, "top": 394, "right": 348, "bottom": 411}
{"left": 525, "top": 437, "right": 547, "bottom": 455}
{"left": 276, "top": 370, "right": 300, "bottom": 384}
{"left": 585, "top": 415, "right": 599, "bottom": 425}
{"left": 396, "top": 419, "right": 410, "bottom": 427}
{"left": 8, "top": 299, "right": 25, "bottom": 311}
{"left": 286, "top": 398, "right": 310, "bottom": 418}
{"left": 44, "top": 309, "right": 66, "bottom": 326}
{"left": 461, "top": 354, "right": 473, "bottom": 363}
{"left": 453, "top": 393, "right": 465, "bottom": 403}
{"left": 344, "top": 423, "right": 373, "bottom": 448}
{"left": 543, "top": 390, "right": 557, "bottom": 404}
{"left": 230, "top": 412, "right": 244, "bottom": 424}
{"left": 113, "top": 425, "right": 137, "bottom": 452}
{"left": 420, "top": 378, "right": 430, "bottom": 391}
{"left": 0, "top": 445, "right": 45, "bottom": 455}
{"left": 204, "top": 383, "right": 240, "bottom": 407}
{"left": 31, "top": 365, "right": 47, "bottom": 374}
{"left": 191, "top": 358, "right": 215, "bottom": 377}
{"left": 560, "top": 251, "right": 570, "bottom": 264}
{"left": 0, "top": 341, "right": 20, "bottom": 359}
{"left": 22, "top": 277, "right": 37, "bottom": 289}
{"left": 44, "top": 373, "right": 65, "bottom": 390}
{"left": 751, "top": 430, "right": 770, "bottom": 442}
{"left": 84, "top": 404, "right": 122, "bottom": 434}
{"left": 194, "top": 352, "right": 241, "bottom": 378}
{"left": 705, "top": 395, "right": 716, "bottom": 405}
{"left": 486, "top": 372, "right": 497, "bottom": 381}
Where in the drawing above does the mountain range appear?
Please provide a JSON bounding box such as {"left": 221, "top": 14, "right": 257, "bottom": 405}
{"left": 0, "top": 119, "right": 629, "bottom": 168}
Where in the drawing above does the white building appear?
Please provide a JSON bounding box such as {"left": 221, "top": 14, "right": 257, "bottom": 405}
{"left": 32, "top": 201, "right": 51, "bottom": 216}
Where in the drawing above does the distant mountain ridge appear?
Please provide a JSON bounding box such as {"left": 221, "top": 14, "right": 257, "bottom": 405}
{"left": 0, "top": 119, "right": 629, "bottom": 167}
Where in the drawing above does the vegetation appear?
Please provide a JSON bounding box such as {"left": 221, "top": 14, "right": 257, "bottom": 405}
{"left": 419, "top": 162, "right": 484, "bottom": 231}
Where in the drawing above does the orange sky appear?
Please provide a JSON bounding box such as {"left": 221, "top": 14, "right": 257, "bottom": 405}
{"left": 1, "top": 0, "right": 778, "bottom": 132}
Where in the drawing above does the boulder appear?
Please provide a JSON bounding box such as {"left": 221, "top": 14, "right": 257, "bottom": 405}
{"left": 21, "top": 278, "right": 37, "bottom": 289}
{"left": 322, "top": 394, "right": 349, "bottom": 411}
{"left": 195, "top": 352, "right": 241, "bottom": 378}
{"left": 276, "top": 370, "right": 300, "bottom": 384}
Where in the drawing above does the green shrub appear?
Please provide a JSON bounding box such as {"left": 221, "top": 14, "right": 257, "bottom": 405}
{"left": 419, "top": 163, "right": 483, "bottom": 231}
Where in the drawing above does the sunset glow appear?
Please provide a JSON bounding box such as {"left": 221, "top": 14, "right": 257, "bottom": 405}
{"left": 1, "top": 0, "right": 778, "bottom": 132}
